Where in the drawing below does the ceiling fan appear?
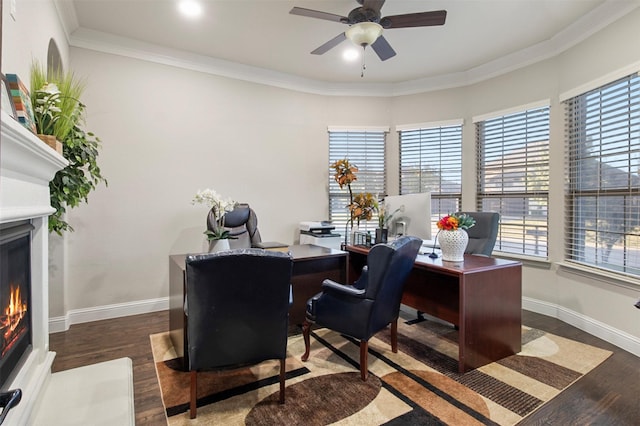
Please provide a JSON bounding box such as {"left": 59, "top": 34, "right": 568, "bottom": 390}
{"left": 290, "top": 0, "right": 447, "bottom": 62}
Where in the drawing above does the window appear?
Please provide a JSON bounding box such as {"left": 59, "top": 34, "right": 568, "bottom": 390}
{"left": 565, "top": 73, "right": 640, "bottom": 277}
{"left": 328, "top": 128, "right": 387, "bottom": 235}
{"left": 398, "top": 121, "right": 462, "bottom": 236}
{"left": 475, "top": 103, "right": 550, "bottom": 257}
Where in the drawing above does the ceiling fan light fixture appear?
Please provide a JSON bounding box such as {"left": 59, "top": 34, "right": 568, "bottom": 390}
{"left": 345, "top": 22, "right": 383, "bottom": 47}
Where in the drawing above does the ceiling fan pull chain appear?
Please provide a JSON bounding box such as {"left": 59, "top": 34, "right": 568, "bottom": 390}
{"left": 361, "top": 46, "right": 367, "bottom": 77}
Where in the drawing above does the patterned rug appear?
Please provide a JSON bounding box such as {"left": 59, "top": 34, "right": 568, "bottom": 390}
{"left": 151, "top": 316, "right": 611, "bottom": 425}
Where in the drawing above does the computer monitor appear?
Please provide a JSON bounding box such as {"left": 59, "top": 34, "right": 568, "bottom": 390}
{"left": 383, "top": 193, "right": 432, "bottom": 240}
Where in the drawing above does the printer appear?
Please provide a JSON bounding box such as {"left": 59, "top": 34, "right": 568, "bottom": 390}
{"left": 299, "top": 221, "right": 342, "bottom": 250}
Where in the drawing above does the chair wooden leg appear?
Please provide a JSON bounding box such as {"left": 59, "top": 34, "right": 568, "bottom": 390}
{"left": 279, "top": 358, "right": 286, "bottom": 404}
{"left": 360, "top": 340, "right": 368, "bottom": 381}
{"left": 391, "top": 319, "right": 398, "bottom": 353}
{"left": 190, "top": 370, "right": 197, "bottom": 419}
{"left": 301, "top": 319, "right": 311, "bottom": 361}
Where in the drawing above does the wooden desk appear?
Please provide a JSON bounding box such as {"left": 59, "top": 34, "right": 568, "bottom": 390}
{"left": 169, "top": 244, "right": 346, "bottom": 369}
{"left": 346, "top": 245, "right": 522, "bottom": 373}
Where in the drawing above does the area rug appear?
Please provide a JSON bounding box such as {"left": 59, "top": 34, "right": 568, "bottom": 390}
{"left": 151, "top": 318, "right": 611, "bottom": 425}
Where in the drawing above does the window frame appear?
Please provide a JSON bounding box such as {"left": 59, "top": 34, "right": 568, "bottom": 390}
{"left": 397, "top": 120, "right": 463, "bottom": 236}
{"left": 328, "top": 127, "right": 387, "bottom": 236}
{"left": 474, "top": 101, "right": 550, "bottom": 258}
{"left": 564, "top": 73, "right": 640, "bottom": 278}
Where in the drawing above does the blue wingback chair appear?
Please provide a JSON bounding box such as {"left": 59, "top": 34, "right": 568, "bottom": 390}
{"left": 301, "top": 236, "right": 422, "bottom": 381}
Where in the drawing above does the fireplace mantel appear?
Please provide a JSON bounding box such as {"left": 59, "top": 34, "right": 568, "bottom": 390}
{"left": 1, "top": 111, "right": 67, "bottom": 224}
{"left": 0, "top": 110, "right": 68, "bottom": 423}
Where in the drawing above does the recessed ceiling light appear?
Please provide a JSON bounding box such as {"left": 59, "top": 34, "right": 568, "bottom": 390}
{"left": 343, "top": 49, "right": 359, "bottom": 61}
{"left": 178, "top": 0, "right": 202, "bottom": 18}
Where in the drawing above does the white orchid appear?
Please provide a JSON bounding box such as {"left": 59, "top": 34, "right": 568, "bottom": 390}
{"left": 192, "top": 189, "right": 237, "bottom": 240}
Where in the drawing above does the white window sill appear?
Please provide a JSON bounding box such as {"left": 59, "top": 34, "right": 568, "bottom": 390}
{"left": 492, "top": 251, "right": 552, "bottom": 269}
{"left": 556, "top": 261, "right": 640, "bottom": 291}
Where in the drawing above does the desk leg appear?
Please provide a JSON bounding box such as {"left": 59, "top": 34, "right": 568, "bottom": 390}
{"left": 458, "top": 265, "right": 522, "bottom": 373}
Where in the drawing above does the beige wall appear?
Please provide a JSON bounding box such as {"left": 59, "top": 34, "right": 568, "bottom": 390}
{"left": 65, "top": 48, "right": 392, "bottom": 310}
{"left": 1, "top": 1, "right": 639, "bottom": 349}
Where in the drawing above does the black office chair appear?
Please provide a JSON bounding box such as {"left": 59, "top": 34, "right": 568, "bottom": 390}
{"left": 185, "top": 249, "right": 293, "bottom": 419}
{"left": 457, "top": 211, "right": 500, "bottom": 256}
{"left": 301, "top": 236, "right": 422, "bottom": 381}
{"left": 207, "top": 203, "right": 261, "bottom": 248}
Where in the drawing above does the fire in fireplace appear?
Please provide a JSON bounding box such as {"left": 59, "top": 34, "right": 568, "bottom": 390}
{"left": 0, "top": 222, "right": 33, "bottom": 388}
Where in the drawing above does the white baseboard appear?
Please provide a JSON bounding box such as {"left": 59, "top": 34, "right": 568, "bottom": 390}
{"left": 49, "top": 296, "right": 639, "bottom": 358}
{"left": 49, "top": 297, "right": 169, "bottom": 333}
{"left": 523, "top": 297, "right": 640, "bottom": 357}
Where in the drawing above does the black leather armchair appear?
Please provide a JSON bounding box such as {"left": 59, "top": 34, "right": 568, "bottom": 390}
{"left": 301, "top": 236, "right": 422, "bottom": 381}
{"left": 458, "top": 211, "right": 500, "bottom": 256}
{"left": 208, "top": 203, "right": 261, "bottom": 248}
{"left": 185, "top": 249, "right": 293, "bottom": 419}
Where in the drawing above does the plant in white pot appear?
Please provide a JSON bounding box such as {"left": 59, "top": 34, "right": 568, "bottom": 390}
{"left": 436, "top": 213, "right": 476, "bottom": 262}
{"left": 192, "top": 188, "right": 237, "bottom": 252}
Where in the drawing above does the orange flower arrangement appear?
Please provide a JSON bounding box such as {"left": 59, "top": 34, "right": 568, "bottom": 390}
{"left": 437, "top": 213, "right": 476, "bottom": 231}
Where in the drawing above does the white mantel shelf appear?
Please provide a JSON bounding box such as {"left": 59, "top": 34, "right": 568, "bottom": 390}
{"left": 1, "top": 111, "right": 68, "bottom": 224}
{"left": 0, "top": 110, "right": 68, "bottom": 424}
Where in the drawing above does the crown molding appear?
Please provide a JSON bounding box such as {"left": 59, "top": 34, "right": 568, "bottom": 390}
{"left": 54, "top": 0, "right": 639, "bottom": 97}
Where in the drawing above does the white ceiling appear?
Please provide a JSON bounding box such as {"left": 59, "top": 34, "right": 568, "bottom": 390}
{"left": 56, "top": 0, "right": 639, "bottom": 95}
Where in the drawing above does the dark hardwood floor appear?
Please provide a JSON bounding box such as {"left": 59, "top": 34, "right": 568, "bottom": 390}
{"left": 48, "top": 309, "right": 640, "bottom": 425}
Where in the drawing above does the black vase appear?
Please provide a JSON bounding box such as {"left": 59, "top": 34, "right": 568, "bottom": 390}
{"left": 375, "top": 228, "right": 388, "bottom": 244}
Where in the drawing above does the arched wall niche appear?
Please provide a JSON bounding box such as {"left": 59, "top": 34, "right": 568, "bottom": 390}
{"left": 47, "top": 38, "right": 63, "bottom": 76}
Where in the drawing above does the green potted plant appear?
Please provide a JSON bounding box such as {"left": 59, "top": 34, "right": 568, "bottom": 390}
{"left": 30, "top": 61, "right": 107, "bottom": 234}
{"left": 30, "top": 61, "right": 84, "bottom": 154}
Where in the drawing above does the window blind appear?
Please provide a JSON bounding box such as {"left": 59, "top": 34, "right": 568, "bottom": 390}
{"left": 399, "top": 123, "right": 462, "bottom": 235}
{"left": 565, "top": 73, "right": 640, "bottom": 277}
{"left": 476, "top": 105, "right": 550, "bottom": 257}
{"left": 329, "top": 130, "right": 386, "bottom": 234}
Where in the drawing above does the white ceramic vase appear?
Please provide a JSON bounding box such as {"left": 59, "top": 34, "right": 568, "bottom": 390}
{"left": 439, "top": 229, "right": 468, "bottom": 262}
{"left": 208, "top": 238, "right": 230, "bottom": 253}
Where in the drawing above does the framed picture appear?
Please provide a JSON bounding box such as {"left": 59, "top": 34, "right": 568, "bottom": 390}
{"left": 0, "top": 73, "right": 17, "bottom": 120}
{"left": 5, "top": 73, "right": 37, "bottom": 133}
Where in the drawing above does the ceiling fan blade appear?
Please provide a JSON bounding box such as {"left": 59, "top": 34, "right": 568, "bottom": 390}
{"left": 381, "top": 10, "right": 447, "bottom": 29}
{"left": 371, "top": 35, "right": 396, "bottom": 61}
{"left": 362, "top": 0, "right": 386, "bottom": 14}
{"left": 311, "top": 32, "right": 347, "bottom": 55}
{"left": 290, "top": 7, "right": 347, "bottom": 23}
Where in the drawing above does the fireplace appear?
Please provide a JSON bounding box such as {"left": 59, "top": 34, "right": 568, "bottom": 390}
{"left": 0, "top": 222, "right": 33, "bottom": 388}
{"left": 1, "top": 110, "right": 67, "bottom": 423}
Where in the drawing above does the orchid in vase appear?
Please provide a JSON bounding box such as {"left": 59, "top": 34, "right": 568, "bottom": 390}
{"left": 192, "top": 188, "right": 237, "bottom": 240}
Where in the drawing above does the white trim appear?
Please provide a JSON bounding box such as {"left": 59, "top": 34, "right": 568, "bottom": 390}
{"left": 49, "top": 297, "right": 169, "bottom": 333}
{"left": 559, "top": 60, "right": 640, "bottom": 101}
{"left": 327, "top": 126, "right": 390, "bottom": 133}
{"left": 53, "top": 1, "right": 639, "bottom": 97}
{"left": 47, "top": 295, "right": 639, "bottom": 359}
{"left": 557, "top": 261, "right": 640, "bottom": 291}
{"left": 523, "top": 297, "right": 640, "bottom": 357}
{"left": 472, "top": 99, "right": 551, "bottom": 123}
{"left": 395, "top": 119, "right": 464, "bottom": 132}
{"left": 406, "top": 296, "right": 640, "bottom": 357}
